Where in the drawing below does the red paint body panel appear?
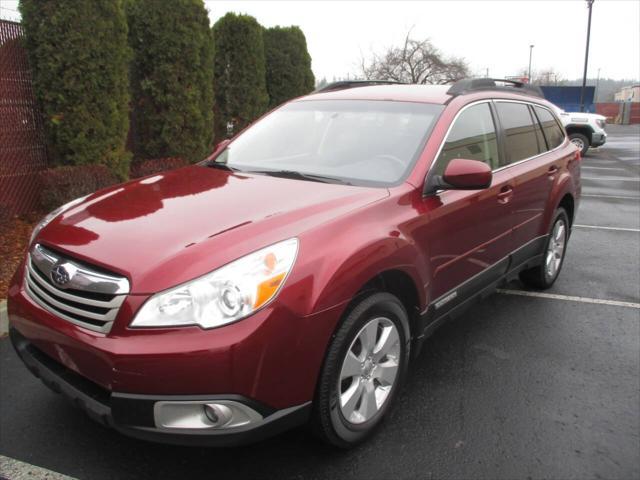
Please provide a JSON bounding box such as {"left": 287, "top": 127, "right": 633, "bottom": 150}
{"left": 411, "top": 168, "right": 515, "bottom": 299}
{"left": 8, "top": 85, "right": 580, "bottom": 416}
{"left": 37, "top": 166, "right": 388, "bottom": 296}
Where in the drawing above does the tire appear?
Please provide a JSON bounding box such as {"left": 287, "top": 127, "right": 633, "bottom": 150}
{"left": 520, "top": 208, "right": 570, "bottom": 289}
{"left": 569, "top": 133, "right": 589, "bottom": 156}
{"left": 311, "top": 292, "right": 410, "bottom": 448}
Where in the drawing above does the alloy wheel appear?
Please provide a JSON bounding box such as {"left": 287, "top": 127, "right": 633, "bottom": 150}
{"left": 338, "top": 317, "right": 400, "bottom": 425}
{"left": 545, "top": 218, "right": 566, "bottom": 280}
{"left": 570, "top": 137, "right": 585, "bottom": 151}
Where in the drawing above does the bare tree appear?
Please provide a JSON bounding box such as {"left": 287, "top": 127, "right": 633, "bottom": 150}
{"left": 360, "top": 31, "right": 470, "bottom": 84}
{"left": 534, "top": 68, "right": 564, "bottom": 86}
{"left": 516, "top": 67, "right": 565, "bottom": 86}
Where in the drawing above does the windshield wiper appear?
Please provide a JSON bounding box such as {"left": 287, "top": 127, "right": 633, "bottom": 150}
{"left": 244, "top": 169, "right": 352, "bottom": 185}
{"left": 205, "top": 161, "right": 242, "bottom": 172}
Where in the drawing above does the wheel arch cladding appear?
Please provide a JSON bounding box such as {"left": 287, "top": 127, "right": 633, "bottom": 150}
{"left": 362, "top": 269, "right": 421, "bottom": 336}
{"left": 544, "top": 173, "right": 576, "bottom": 233}
{"left": 558, "top": 193, "right": 575, "bottom": 226}
{"left": 335, "top": 269, "right": 420, "bottom": 346}
{"left": 566, "top": 125, "right": 593, "bottom": 142}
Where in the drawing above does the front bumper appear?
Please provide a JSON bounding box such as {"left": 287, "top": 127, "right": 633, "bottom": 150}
{"left": 7, "top": 261, "right": 347, "bottom": 444}
{"left": 591, "top": 131, "right": 607, "bottom": 147}
{"left": 10, "top": 328, "right": 311, "bottom": 446}
{"left": 8, "top": 270, "right": 342, "bottom": 408}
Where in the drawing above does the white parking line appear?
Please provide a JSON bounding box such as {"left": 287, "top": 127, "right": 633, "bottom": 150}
{"left": 581, "top": 166, "right": 628, "bottom": 171}
{"left": 581, "top": 176, "right": 640, "bottom": 182}
{"left": 574, "top": 224, "right": 640, "bottom": 232}
{"left": 497, "top": 289, "right": 640, "bottom": 309}
{"left": 0, "top": 300, "right": 8, "bottom": 337}
{"left": 581, "top": 194, "right": 640, "bottom": 200}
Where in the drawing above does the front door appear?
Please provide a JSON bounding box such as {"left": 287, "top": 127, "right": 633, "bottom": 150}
{"left": 416, "top": 101, "right": 514, "bottom": 314}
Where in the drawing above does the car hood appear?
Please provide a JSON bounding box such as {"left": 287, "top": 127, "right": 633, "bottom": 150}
{"left": 560, "top": 111, "right": 606, "bottom": 122}
{"left": 37, "top": 166, "right": 388, "bottom": 293}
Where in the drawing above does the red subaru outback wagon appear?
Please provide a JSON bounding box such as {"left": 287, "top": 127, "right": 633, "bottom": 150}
{"left": 8, "top": 79, "right": 580, "bottom": 448}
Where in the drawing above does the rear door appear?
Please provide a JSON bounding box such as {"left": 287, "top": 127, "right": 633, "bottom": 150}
{"left": 493, "top": 101, "right": 559, "bottom": 264}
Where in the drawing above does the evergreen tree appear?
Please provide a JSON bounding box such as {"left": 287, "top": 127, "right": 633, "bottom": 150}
{"left": 264, "top": 26, "right": 315, "bottom": 108}
{"left": 128, "top": 0, "right": 214, "bottom": 162}
{"left": 20, "top": 0, "right": 132, "bottom": 178}
{"left": 213, "top": 13, "right": 268, "bottom": 138}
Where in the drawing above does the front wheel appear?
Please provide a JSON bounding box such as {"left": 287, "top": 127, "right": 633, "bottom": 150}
{"left": 311, "top": 292, "right": 409, "bottom": 448}
{"left": 520, "top": 208, "right": 570, "bottom": 289}
{"left": 569, "top": 133, "right": 589, "bottom": 156}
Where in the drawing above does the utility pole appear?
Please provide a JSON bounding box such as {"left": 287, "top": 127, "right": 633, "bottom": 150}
{"left": 579, "top": 0, "right": 595, "bottom": 112}
{"left": 528, "top": 45, "right": 534, "bottom": 83}
{"left": 595, "top": 67, "right": 601, "bottom": 102}
{"left": 486, "top": 68, "right": 489, "bottom": 78}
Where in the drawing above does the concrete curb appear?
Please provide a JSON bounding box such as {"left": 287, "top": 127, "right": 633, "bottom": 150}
{"left": 0, "top": 300, "right": 8, "bottom": 337}
{"left": 0, "top": 455, "right": 77, "bottom": 480}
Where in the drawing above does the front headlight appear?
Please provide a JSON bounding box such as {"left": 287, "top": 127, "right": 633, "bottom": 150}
{"left": 131, "top": 238, "right": 299, "bottom": 329}
{"left": 29, "top": 195, "right": 89, "bottom": 245}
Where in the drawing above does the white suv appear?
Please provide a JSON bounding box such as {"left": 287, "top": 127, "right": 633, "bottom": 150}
{"left": 553, "top": 106, "right": 607, "bottom": 155}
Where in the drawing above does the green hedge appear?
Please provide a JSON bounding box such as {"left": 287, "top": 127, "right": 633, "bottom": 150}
{"left": 19, "top": 0, "right": 132, "bottom": 179}
{"left": 213, "top": 13, "right": 268, "bottom": 139}
{"left": 264, "top": 26, "right": 315, "bottom": 108}
{"left": 128, "top": 0, "right": 214, "bottom": 163}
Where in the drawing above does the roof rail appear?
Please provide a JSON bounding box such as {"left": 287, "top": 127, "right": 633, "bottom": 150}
{"left": 447, "top": 78, "right": 544, "bottom": 98}
{"left": 314, "top": 80, "right": 406, "bottom": 93}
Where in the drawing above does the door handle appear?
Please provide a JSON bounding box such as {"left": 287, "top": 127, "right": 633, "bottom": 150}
{"left": 548, "top": 165, "right": 559, "bottom": 175}
{"left": 497, "top": 186, "right": 513, "bottom": 204}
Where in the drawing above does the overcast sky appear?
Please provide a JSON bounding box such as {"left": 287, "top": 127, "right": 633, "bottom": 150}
{"left": 2, "top": 0, "right": 639, "bottom": 82}
{"left": 205, "top": 0, "right": 639, "bottom": 82}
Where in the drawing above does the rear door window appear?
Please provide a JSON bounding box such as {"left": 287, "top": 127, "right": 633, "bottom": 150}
{"left": 529, "top": 105, "right": 548, "bottom": 153}
{"left": 534, "top": 106, "right": 565, "bottom": 150}
{"left": 496, "top": 102, "right": 541, "bottom": 164}
{"left": 433, "top": 102, "right": 499, "bottom": 175}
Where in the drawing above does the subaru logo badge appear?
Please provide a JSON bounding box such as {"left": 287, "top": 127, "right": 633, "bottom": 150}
{"left": 51, "top": 263, "right": 72, "bottom": 287}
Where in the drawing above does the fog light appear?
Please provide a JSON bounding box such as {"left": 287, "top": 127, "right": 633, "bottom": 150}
{"left": 203, "top": 403, "right": 232, "bottom": 427}
{"left": 204, "top": 404, "right": 219, "bottom": 423}
{"left": 154, "top": 399, "right": 263, "bottom": 431}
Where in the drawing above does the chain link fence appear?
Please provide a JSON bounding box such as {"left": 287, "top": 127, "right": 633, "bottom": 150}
{"left": 0, "top": 19, "right": 48, "bottom": 218}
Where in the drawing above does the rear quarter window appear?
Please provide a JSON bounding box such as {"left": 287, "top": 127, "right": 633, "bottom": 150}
{"left": 534, "top": 106, "right": 565, "bottom": 150}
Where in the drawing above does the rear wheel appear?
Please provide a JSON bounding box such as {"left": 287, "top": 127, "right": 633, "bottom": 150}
{"left": 311, "top": 292, "right": 409, "bottom": 448}
{"left": 569, "top": 133, "right": 589, "bottom": 156}
{"left": 520, "top": 208, "right": 569, "bottom": 289}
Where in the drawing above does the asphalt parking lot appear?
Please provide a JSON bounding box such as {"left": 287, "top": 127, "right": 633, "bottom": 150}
{"left": 1, "top": 125, "right": 638, "bottom": 480}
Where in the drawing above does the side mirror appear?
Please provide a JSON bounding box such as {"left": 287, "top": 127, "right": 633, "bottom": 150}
{"left": 424, "top": 158, "right": 492, "bottom": 195}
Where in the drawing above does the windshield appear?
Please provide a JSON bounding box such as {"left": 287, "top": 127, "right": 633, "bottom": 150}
{"left": 212, "top": 100, "right": 443, "bottom": 187}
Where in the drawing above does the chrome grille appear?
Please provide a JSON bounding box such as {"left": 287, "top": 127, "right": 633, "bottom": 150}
{"left": 24, "top": 244, "right": 130, "bottom": 334}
